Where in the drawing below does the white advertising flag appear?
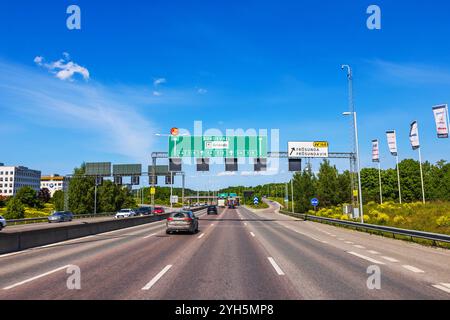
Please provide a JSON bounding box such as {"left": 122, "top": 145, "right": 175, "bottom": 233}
{"left": 372, "top": 140, "right": 380, "bottom": 162}
{"left": 386, "top": 130, "right": 398, "bottom": 156}
{"left": 409, "top": 121, "right": 420, "bottom": 150}
{"left": 432, "top": 104, "right": 449, "bottom": 138}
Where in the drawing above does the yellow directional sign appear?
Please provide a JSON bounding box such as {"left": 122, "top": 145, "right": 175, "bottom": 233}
{"left": 150, "top": 187, "right": 156, "bottom": 195}
{"left": 353, "top": 189, "right": 358, "bottom": 197}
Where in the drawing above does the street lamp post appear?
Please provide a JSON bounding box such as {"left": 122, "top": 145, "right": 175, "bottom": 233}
{"left": 342, "top": 65, "right": 364, "bottom": 223}
{"left": 343, "top": 111, "right": 364, "bottom": 223}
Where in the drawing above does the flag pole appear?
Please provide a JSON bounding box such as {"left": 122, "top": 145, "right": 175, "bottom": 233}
{"left": 418, "top": 147, "right": 426, "bottom": 204}
{"left": 396, "top": 155, "right": 402, "bottom": 204}
{"left": 378, "top": 161, "right": 383, "bottom": 204}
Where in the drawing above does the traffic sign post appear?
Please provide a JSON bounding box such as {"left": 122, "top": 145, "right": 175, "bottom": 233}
{"left": 311, "top": 198, "right": 319, "bottom": 211}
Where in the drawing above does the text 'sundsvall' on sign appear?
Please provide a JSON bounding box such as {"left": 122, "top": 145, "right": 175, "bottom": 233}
{"left": 288, "top": 142, "right": 329, "bottom": 158}
{"left": 168, "top": 136, "right": 268, "bottom": 158}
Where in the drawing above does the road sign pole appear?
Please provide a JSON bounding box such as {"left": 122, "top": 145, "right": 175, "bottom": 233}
{"left": 151, "top": 156, "right": 156, "bottom": 209}
{"left": 182, "top": 173, "right": 185, "bottom": 205}
{"left": 291, "top": 178, "right": 294, "bottom": 213}
{"left": 170, "top": 171, "right": 173, "bottom": 209}
{"left": 94, "top": 180, "right": 97, "bottom": 215}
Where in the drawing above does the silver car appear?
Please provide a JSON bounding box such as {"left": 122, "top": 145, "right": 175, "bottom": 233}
{"left": 166, "top": 211, "right": 199, "bottom": 234}
{"left": 0, "top": 215, "right": 6, "bottom": 231}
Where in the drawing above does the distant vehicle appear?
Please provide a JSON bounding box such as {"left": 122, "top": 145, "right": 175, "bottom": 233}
{"left": 218, "top": 199, "right": 226, "bottom": 207}
{"left": 0, "top": 215, "right": 6, "bottom": 230}
{"left": 152, "top": 207, "right": 165, "bottom": 215}
{"left": 115, "top": 208, "right": 136, "bottom": 219}
{"left": 135, "top": 207, "right": 152, "bottom": 216}
{"left": 228, "top": 203, "right": 236, "bottom": 209}
{"left": 166, "top": 211, "right": 199, "bottom": 234}
{"left": 182, "top": 205, "right": 191, "bottom": 210}
{"left": 48, "top": 211, "right": 73, "bottom": 223}
{"left": 207, "top": 205, "right": 218, "bottom": 215}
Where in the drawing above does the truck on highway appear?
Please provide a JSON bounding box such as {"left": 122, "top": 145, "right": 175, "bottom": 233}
{"left": 218, "top": 198, "right": 226, "bottom": 207}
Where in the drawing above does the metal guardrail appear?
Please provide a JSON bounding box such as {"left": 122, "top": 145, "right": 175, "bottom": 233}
{"left": 280, "top": 210, "right": 450, "bottom": 245}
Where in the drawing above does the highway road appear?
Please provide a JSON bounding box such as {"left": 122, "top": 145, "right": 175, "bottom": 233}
{"left": 0, "top": 203, "right": 449, "bottom": 300}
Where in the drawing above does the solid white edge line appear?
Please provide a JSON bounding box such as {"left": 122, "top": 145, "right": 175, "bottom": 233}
{"left": 250, "top": 232, "right": 255, "bottom": 237}
{"left": 197, "top": 233, "right": 205, "bottom": 239}
{"left": 142, "top": 265, "right": 173, "bottom": 290}
{"left": 3, "top": 265, "right": 71, "bottom": 290}
{"left": 432, "top": 283, "right": 450, "bottom": 294}
{"left": 347, "top": 252, "right": 385, "bottom": 265}
{"left": 143, "top": 233, "right": 157, "bottom": 239}
{"left": 267, "top": 257, "right": 285, "bottom": 275}
{"left": 402, "top": 265, "right": 425, "bottom": 273}
{"left": 368, "top": 250, "right": 380, "bottom": 255}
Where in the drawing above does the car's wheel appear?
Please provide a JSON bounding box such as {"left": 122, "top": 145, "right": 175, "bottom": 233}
{"left": 166, "top": 230, "right": 171, "bottom": 234}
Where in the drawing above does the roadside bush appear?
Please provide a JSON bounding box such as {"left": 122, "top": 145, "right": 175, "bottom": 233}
{"left": 376, "top": 213, "right": 390, "bottom": 225}
{"left": 5, "top": 197, "right": 25, "bottom": 220}
{"left": 436, "top": 215, "right": 450, "bottom": 227}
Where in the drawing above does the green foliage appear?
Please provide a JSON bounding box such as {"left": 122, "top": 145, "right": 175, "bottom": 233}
{"left": 38, "top": 188, "right": 51, "bottom": 203}
{"left": 52, "top": 190, "right": 65, "bottom": 211}
{"left": 5, "top": 197, "right": 25, "bottom": 219}
{"left": 16, "top": 186, "right": 42, "bottom": 208}
{"left": 67, "top": 164, "right": 137, "bottom": 214}
{"left": 307, "top": 202, "right": 450, "bottom": 235}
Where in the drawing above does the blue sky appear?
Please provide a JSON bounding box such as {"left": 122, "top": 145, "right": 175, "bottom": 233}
{"left": 1, "top": 1, "right": 449, "bottom": 190}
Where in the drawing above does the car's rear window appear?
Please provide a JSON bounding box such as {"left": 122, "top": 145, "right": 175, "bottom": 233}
{"left": 171, "top": 212, "right": 189, "bottom": 218}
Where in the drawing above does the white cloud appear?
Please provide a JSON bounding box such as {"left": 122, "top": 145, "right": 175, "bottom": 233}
{"left": 197, "top": 88, "right": 208, "bottom": 94}
{"left": 153, "top": 78, "right": 166, "bottom": 86}
{"left": 34, "top": 53, "right": 90, "bottom": 81}
{"left": 153, "top": 91, "right": 162, "bottom": 96}
{"left": 0, "top": 59, "right": 154, "bottom": 163}
{"left": 371, "top": 59, "right": 450, "bottom": 85}
{"left": 34, "top": 56, "right": 44, "bottom": 65}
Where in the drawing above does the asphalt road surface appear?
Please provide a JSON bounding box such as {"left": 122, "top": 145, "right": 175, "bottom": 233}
{"left": 0, "top": 203, "right": 449, "bottom": 300}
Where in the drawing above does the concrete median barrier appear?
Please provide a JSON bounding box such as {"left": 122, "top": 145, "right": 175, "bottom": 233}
{"left": 0, "top": 214, "right": 170, "bottom": 255}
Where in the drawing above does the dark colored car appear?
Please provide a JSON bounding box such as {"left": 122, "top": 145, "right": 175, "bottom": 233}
{"left": 135, "top": 207, "right": 152, "bottom": 216}
{"left": 153, "top": 207, "right": 165, "bottom": 215}
{"left": 207, "top": 205, "right": 218, "bottom": 215}
{"left": 166, "top": 211, "right": 199, "bottom": 234}
{"left": 228, "top": 202, "right": 236, "bottom": 209}
{"left": 48, "top": 211, "right": 73, "bottom": 223}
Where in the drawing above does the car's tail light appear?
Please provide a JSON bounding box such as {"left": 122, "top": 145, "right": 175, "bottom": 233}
{"left": 167, "top": 217, "right": 173, "bottom": 221}
{"left": 184, "top": 218, "right": 192, "bottom": 221}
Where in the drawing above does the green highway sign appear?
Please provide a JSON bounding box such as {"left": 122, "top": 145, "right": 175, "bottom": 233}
{"left": 168, "top": 136, "right": 268, "bottom": 158}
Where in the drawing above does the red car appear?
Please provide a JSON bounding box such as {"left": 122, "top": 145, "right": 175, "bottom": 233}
{"left": 152, "top": 207, "right": 165, "bottom": 215}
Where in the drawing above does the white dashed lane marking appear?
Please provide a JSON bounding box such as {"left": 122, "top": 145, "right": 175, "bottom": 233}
{"left": 347, "top": 252, "right": 385, "bottom": 265}
{"left": 268, "top": 257, "right": 285, "bottom": 275}
{"left": 432, "top": 283, "right": 450, "bottom": 294}
{"left": 141, "top": 265, "right": 173, "bottom": 290}
{"left": 402, "top": 265, "right": 425, "bottom": 273}
{"left": 381, "top": 256, "right": 399, "bottom": 263}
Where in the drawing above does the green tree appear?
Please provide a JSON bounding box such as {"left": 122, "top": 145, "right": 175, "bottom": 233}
{"left": 68, "top": 164, "right": 95, "bottom": 214}
{"left": 38, "top": 188, "right": 51, "bottom": 203}
{"left": 316, "top": 160, "right": 340, "bottom": 207}
{"left": 16, "top": 186, "right": 41, "bottom": 208}
{"left": 5, "top": 197, "right": 25, "bottom": 219}
{"left": 52, "top": 190, "right": 65, "bottom": 211}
